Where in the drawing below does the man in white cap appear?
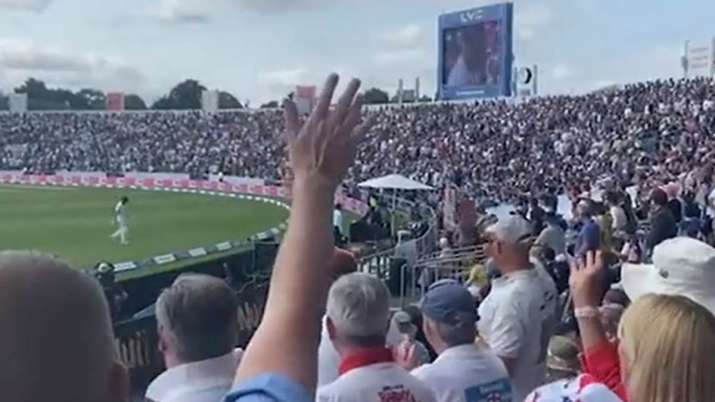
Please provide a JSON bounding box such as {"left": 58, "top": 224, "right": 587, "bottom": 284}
{"left": 478, "top": 215, "right": 558, "bottom": 402}
{"left": 317, "top": 272, "right": 436, "bottom": 402}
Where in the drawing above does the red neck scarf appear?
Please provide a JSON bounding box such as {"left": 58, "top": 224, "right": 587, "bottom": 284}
{"left": 338, "top": 347, "right": 394, "bottom": 375}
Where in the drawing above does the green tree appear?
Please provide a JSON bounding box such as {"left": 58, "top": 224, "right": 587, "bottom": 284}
{"left": 363, "top": 87, "right": 390, "bottom": 104}
{"left": 76, "top": 88, "right": 106, "bottom": 110}
{"left": 152, "top": 79, "right": 207, "bottom": 110}
{"left": 219, "top": 91, "right": 243, "bottom": 109}
{"left": 124, "top": 94, "right": 147, "bottom": 110}
{"left": 260, "top": 100, "right": 279, "bottom": 109}
{"left": 418, "top": 95, "right": 432, "bottom": 102}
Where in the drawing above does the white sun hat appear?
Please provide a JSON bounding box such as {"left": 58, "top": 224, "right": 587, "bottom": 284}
{"left": 621, "top": 237, "right": 715, "bottom": 315}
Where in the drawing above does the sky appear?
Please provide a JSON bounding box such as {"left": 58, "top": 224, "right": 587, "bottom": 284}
{"left": 0, "top": 0, "right": 713, "bottom": 105}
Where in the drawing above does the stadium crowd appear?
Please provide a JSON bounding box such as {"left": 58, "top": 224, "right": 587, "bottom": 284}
{"left": 1, "top": 77, "right": 714, "bottom": 210}
{"left": 2, "top": 73, "right": 715, "bottom": 402}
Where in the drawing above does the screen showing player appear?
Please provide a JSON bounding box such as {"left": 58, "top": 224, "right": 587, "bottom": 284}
{"left": 442, "top": 20, "right": 503, "bottom": 87}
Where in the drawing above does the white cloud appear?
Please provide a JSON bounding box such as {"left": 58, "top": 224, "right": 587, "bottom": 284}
{"left": 551, "top": 63, "right": 574, "bottom": 80}
{"left": 516, "top": 2, "right": 553, "bottom": 42}
{"left": 373, "top": 49, "right": 428, "bottom": 67}
{"left": 381, "top": 24, "right": 424, "bottom": 49}
{"left": 0, "top": 0, "right": 50, "bottom": 12}
{"left": 147, "top": 0, "right": 215, "bottom": 23}
{"left": 234, "top": 0, "right": 328, "bottom": 14}
{"left": 0, "top": 38, "right": 145, "bottom": 92}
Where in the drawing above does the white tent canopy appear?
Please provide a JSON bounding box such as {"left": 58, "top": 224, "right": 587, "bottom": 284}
{"left": 358, "top": 174, "right": 434, "bottom": 191}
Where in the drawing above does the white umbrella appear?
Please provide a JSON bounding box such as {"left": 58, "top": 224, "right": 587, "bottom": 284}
{"left": 358, "top": 174, "right": 433, "bottom": 236}
{"left": 358, "top": 174, "right": 434, "bottom": 191}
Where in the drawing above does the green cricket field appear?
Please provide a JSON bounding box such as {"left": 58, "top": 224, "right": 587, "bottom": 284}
{"left": 0, "top": 185, "right": 289, "bottom": 272}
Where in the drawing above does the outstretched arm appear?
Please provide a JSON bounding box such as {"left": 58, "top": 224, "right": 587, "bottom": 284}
{"left": 232, "top": 74, "right": 372, "bottom": 396}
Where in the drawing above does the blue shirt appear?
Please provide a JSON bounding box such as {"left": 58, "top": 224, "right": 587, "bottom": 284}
{"left": 576, "top": 218, "right": 600, "bottom": 258}
{"left": 224, "top": 374, "right": 312, "bottom": 402}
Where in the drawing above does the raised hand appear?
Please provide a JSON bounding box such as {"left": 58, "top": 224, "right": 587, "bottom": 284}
{"left": 284, "top": 73, "right": 374, "bottom": 191}
{"left": 393, "top": 338, "right": 419, "bottom": 371}
{"left": 569, "top": 250, "right": 604, "bottom": 308}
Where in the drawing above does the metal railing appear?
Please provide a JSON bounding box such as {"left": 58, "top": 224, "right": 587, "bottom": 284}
{"left": 358, "top": 195, "right": 439, "bottom": 278}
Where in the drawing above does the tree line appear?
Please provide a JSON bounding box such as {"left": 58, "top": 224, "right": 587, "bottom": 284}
{"left": 0, "top": 78, "right": 429, "bottom": 112}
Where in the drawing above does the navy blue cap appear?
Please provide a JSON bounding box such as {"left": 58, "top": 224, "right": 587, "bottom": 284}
{"left": 420, "top": 279, "right": 478, "bottom": 325}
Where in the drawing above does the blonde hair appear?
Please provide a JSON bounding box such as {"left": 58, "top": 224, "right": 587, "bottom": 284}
{"left": 618, "top": 294, "right": 715, "bottom": 402}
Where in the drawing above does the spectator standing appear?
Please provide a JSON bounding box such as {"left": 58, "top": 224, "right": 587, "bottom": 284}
{"left": 146, "top": 274, "right": 242, "bottom": 402}
{"left": 575, "top": 200, "right": 601, "bottom": 258}
{"left": 663, "top": 183, "right": 682, "bottom": 224}
{"left": 478, "top": 216, "right": 557, "bottom": 401}
{"left": 605, "top": 192, "right": 627, "bottom": 234}
{"left": 407, "top": 281, "right": 513, "bottom": 402}
{"left": 536, "top": 213, "right": 566, "bottom": 256}
{"left": 316, "top": 273, "right": 436, "bottom": 402}
{"left": 571, "top": 238, "right": 715, "bottom": 401}
{"left": 0, "top": 252, "right": 129, "bottom": 402}
{"left": 646, "top": 189, "right": 677, "bottom": 251}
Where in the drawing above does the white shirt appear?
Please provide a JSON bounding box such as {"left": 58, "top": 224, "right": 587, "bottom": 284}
{"left": 145, "top": 349, "right": 242, "bottom": 402}
{"left": 610, "top": 206, "right": 628, "bottom": 231}
{"left": 115, "top": 201, "right": 127, "bottom": 226}
{"left": 317, "top": 362, "right": 436, "bottom": 402}
{"left": 333, "top": 209, "right": 344, "bottom": 231}
{"left": 536, "top": 224, "right": 566, "bottom": 255}
{"left": 318, "top": 316, "right": 403, "bottom": 387}
{"left": 478, "top": 268, "right": 557, "bottom": 402}
{"left": 411, "top": 344, "right": 512, "bottom": 402}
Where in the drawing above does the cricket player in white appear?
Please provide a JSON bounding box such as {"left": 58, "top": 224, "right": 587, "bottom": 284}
{"left": 110, "top": 196, "right": 130, "bottom": 245}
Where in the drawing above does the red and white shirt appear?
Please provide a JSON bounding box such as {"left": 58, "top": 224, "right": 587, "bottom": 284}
{"left": 317, "top": 347, "right": 436, "bottom": 402}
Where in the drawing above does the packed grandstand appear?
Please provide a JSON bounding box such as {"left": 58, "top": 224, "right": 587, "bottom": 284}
{"left": 2, "top": 77, "right": 714, "bottom": 211}
{"left": 2, "top": 74, "right": 715, "bottom": 402}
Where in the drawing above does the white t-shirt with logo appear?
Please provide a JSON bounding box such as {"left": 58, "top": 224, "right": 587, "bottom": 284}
{"left": 317, "top": 362, "right": 436, "bottom": 402}
{"left": 477, "top": 268, "right": 557, "bottom": 402}
{"left": 411, "top": 344, "right": 512, "bottom": 402}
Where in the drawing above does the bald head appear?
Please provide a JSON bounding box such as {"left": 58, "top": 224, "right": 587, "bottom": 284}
{"left": 0, "top": 251, "right": 127, "bottom": 402}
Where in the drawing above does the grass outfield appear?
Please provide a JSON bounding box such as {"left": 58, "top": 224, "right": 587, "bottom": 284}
{"left": 0, "top": 185, "right": 289, "bottom": 270}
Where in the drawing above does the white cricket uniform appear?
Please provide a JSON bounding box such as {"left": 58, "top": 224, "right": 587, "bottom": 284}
{"left": 111, "top": 201, "right": 129, "bottom": 244}
{"left": 317, "top": 356, "right": 436, "bottom": 402}
{"left": 411, "top": 344, "right": 513, "bottom": 402}
{"left": 115, "top": 202, "right": 127, "bottom": 228}
{"left": 477, "top": 268, "right": 557, "bottom": 402}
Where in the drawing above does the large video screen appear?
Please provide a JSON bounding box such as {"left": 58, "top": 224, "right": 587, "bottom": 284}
{"left": 438, "top": 4, "right": 513, "bottom": 100}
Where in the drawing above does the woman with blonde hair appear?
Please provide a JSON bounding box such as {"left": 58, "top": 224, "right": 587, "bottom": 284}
{"left": 618, "top": 294, "right": 715, "bottom": 402}
{"left": 565, "top": 243, "right": 715, "bottom": 402}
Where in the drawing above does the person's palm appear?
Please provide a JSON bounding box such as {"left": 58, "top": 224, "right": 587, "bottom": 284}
{"left": 284, "top": 74, "right": 374, "bottom": 190}
{"left": 569, "top": 251, "right": 604, "bottom": 307}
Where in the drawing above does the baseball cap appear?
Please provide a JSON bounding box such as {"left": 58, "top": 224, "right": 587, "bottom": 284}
{"left": 546, "top": 336, "right": 581, "bottom": 375}
{"left": 525, "top": 375, "right": 623, "bottom": 402}
{"left": 485, "top": 215, "right": 533, "bottom": 244}
{"left": 622, "top": 237, "right": 715, "bottom": 315}
{"left": 420, "top": 279, "right": 478, "bottom": 325}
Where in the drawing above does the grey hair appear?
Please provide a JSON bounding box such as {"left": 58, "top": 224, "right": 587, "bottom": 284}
{"left": 326, "top": 273, "right": 390, "bottom": 342}
{"left": 431, "top": 318, "right": 476, "bottom": 347}
{"left": 156, "top": 274, "right": 238, "bottom": 362}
